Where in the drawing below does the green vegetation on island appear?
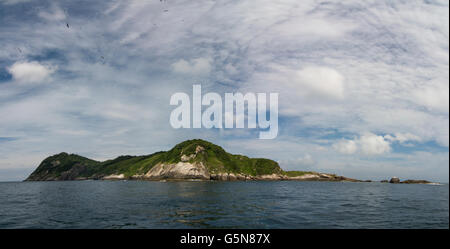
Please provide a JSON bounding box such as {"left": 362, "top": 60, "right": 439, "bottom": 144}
{"left": 26, "top": 139, "right": 357, "bottom": 182}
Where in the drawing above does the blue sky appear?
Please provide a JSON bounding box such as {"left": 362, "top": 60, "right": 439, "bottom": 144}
{"left": 0, "top": 0, "right": 448, "bottom": 182}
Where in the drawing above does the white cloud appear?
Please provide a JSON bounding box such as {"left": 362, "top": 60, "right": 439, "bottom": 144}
{"left": 277, "top": 153, "right": 316, "bottom": 171}
{"left": 38, "top": 5, "right": 66, "bottom": 21}
{"left": 7, "top": 61, "right": 55, "bottom": 84}
{"left": 333, "top": 139, "right": 357, "bottom": 154}
{"left": 295, "top": 66, "right": 345, "bottom": 99}
{"left": 384, "top": 133, "right": 422, "bottom": 144}
{"left": 270, "top": 14, "right": 358, "bottom": 40}
{"left": 295, "top": 153, "right": 315, "bottom": 166}
{"left": 171, "top": 58, "right": 212, "bottom": 76}
{"left": 358, "top": 107, "right": 448, "bottom": 147}
{"left": 333, "top": 133, "right": 391, "bottom": 156}
{"left": 244, "top": 65, "right": 345, "bottom": 113}
{"left": 359, "top": 132, "right": 391, "bottom": 155}
{"left": 412, "top": 84, "right": 449, "bottom": 113}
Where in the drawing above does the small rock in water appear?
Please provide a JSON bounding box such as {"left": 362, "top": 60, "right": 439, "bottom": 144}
{"left": 389, "top": 177, "right": 400, "bottom": 183}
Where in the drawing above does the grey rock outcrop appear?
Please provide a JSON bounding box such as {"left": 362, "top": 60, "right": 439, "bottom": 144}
{"left": 389, "top": 177, "right": 400, "bottom": 183}
{"left": 144, "top": 162, "right": 210, "bottom": 180}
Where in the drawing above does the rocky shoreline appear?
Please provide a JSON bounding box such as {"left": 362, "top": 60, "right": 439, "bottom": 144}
{"left": 380, "top": 177, "right": 435, "bottom": 184}
{"left": 98, "top": 171, "right": 362, "bottom": 182}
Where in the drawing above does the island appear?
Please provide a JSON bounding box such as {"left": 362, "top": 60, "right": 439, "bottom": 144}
{"left": 383, "top": 177, "right": 434, "bottom": 184}
{"left": 25, "top": 139, "right": 435, "bottom": 184}
{"left": 26, "top": 139, "right": 361, "bottom": 182}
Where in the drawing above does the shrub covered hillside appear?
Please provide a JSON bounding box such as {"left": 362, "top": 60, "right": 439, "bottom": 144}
{"left": 26, "top": 139, "right": 285, "bottom": 181}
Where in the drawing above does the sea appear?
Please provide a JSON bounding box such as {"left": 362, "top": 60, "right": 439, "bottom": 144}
{"left": 0, "top": 180, "right": 448, "bottom": 229}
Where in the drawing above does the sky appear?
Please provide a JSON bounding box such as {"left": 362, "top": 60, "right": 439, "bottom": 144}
{"left": 0, "top": 0, "right": 448, "bottom": 182}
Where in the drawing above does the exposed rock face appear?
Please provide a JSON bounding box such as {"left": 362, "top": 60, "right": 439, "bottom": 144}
{"left": 287, "top": 174, "right": 320, "bottom": 180}
{"left": 180, "top": 145, "right": 204, "bottom": 162}
{"left": 256, "top": 174, "right": 286, "bottom": 180}
{"left": 144, "top": 162, "right": 210, "bottom": 180}
{"left": 380, "top": 180, "right": 389, "bottom": 183}
{"left": 103, "top": 174, "right": 125, "bottom": 180}
{"left": 141, "top": 145, "right": 211, "bottom": 180}
{"left": 195, "top": 145, "right": 205, "bottom": 153}
{"left": 210, "top": 173, "right": 248, "bottom": 181}
{"left": 389, "top": 177, "right": 400, "bottom": 183}
{"left": 180, "top": 154, "right": 195, "bottom": 162}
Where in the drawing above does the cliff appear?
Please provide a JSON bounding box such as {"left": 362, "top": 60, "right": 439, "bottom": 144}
{"left": 25, "top": 139, "right": 359, "bottom": 182}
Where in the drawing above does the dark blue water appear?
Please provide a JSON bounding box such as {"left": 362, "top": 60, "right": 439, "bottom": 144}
{"left": 0, "top": 181, "right": 448, "bottom": 229}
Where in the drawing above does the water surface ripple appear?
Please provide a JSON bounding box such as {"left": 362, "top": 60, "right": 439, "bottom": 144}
{"left": 0, "top": 181, "right": 448, "bottom": 228}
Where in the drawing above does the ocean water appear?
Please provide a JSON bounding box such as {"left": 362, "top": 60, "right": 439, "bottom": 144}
{"left": 0, "top": 180, "right": 448, "bottom": 229}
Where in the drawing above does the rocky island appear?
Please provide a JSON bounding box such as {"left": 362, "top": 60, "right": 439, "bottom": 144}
{"left": 26, "top": 139, "right": 361, "bottom": 182}
{"left": 383, "top": 177, "right": 433, "bottom": 184}
{"left": 25, "top": 139, "right": 436, "bottom": 184}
